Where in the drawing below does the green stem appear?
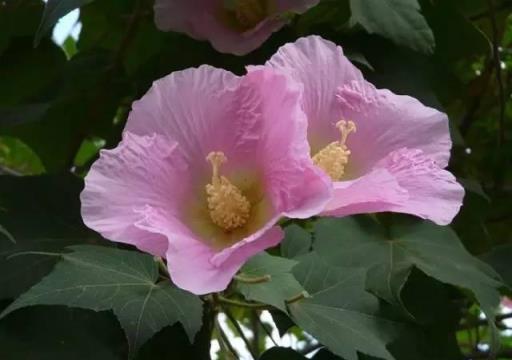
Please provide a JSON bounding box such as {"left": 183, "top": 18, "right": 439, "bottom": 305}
{"left": 234, "top": 273, "right": 271, "bottom": 284}
{"left": 218, "top": 295, "right": 271, "bottom": 310}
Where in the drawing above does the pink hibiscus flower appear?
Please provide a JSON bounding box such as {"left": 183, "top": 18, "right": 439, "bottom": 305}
{"left": 80, "top": 65, "right": 331, "bottom": 294}
{"left": 153, "top": 0, "right": 319, "bottom": 55}
{"left": 264, "top": 36, "right": 464, "bottom": 225}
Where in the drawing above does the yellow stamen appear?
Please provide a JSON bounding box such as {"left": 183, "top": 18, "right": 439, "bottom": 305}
{"left": 206, "top": 151, "right": 251, "bottom": 231}
{"left": 312, "top": 120, "right": 357, "bottom": 181}
{"left": 234, "top": 0, "right": 267, "bottom": 29}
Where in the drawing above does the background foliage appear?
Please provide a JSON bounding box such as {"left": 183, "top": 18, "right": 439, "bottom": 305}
{"left": 1, "top": 0, "right": 512, "bottom": 359}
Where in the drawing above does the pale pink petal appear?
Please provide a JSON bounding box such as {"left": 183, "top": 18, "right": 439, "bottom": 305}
{"left": 265, "top": 35, "right": 364, "bottom": 151}
{"left": 81, "top": 132, "right": 191, "bottom": 256}
{"left": 336, "top": 81, "right": 452, "bottom": 174}
{"left": 322, "top": 168, "right": 408, "bottom": 216}
{"left": 376, "top": 148, "right": 464, "bottom": 225}
{"left": 244, "top": 66, "right": 332, "bottom": 218}
{"left": 324, "top": 148, "right": 464, "bottom": 225}
{"left": 136, "top": 207, "right": 283, "bottom": 294}
{"left": 102, "top": 66, "right": 332, "bottom": 294}
{"left": 154, "top": 0, "right": 319, "bottom": 55}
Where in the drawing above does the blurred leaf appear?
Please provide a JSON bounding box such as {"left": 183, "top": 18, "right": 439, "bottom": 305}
{"left": 238, "top": 252, "right": 304, "bottom": 312}
{"left": 0, "top": 174, "right": 99, "bottom": 299}
{"left": 1, "top": 245, "right": 203, "bottom": 356}
{"left": 349, "top": 0, "right": 435, "bottom": 54}
{"left": 0, "top": 102, "right": 51, "bottom": 126}
{"left": 290, "top": 253, "right": 403, "bottom": 360}
{"left": 482, "top": 244, "right": 512, "bottom": 289}
{"left": 0, "top": 225, "right": 14, "bottom": 244}
{"left": 0, "top": 305, "right": 126, "bottom": 360}
{"left": 34, "top": 0, "right": 95, "bottom": 46}
{"left": 281, "top": 225, "right": 312, "bottom": 259}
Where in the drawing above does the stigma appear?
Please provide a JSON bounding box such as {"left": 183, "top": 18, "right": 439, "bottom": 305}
{"left": 206, "top": 151, "right": 251, "bottom": 231}
{"left": 234, "top": 0, "right": 267, "bottom": 29}
{"left": 312, "top": 120, "right": 357, "bottom": 181}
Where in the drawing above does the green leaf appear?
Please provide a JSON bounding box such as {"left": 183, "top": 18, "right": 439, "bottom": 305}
{"left": 313, "top": 217, "right": 502, "bottom": 345}
{"left": 259, "top": 347, "right": 308, "bottom": 359}
{"left": 349, "top": 0, "right": 435, "bottom": 54}
{"left": 34, "top": 0, "right": 95, "bottom": 46}
{"left": 0, "top": 306, "right": 126, "bottom": 360}
{"left": 1, "top": 245, "right": 203, "bottom": 356}
{"left": 237, "top": 252, "right": 304, "bottom": 312}
{"left": 289, "top": 253, "right": 403, "bottom": 360}
{"left": 0, "top": 175, "right": 101, "bottom": 299}
{"left": 281, "top": 225, "right": 312, "bottom": 259}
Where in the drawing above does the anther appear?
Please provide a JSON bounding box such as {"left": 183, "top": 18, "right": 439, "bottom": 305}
{"left": 205, "top": 151, "right": 251, "bottom": 231}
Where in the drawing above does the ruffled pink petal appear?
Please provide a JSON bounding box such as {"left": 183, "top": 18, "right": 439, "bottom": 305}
{"left": 118, "top": 66, "right": 331, "bottom": 294}
{"left": 336, "top": 81, "right": 452, "bottom": 173}
{"left": 126, "top": 65, "right": 241, "bottom": 171}
{"left": 166, "top": 227, "right": 283, "bottom": 294}
{"left": 81, "top": 132, "right": 191, "bottom": 256}
{"left": 324, "top": 148, "right": 464, "bottom": 225}
{"left": 322, "top": 168, "right": 409, "bottom": 216}
{"left": 136, "top": 207, "right": 283, "bottom": 294}
{"left": 245, "top": 66, "right": 332, "bottom": 218}
{"left": 153, "top": 0, "right": 319, "bottom": 55}
{"left": 265, "top": 35, "right": 364, "bottom": 150}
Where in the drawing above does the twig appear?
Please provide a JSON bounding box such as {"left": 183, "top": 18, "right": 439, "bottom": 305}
{"left": 222, "top": 305, "right": 258, "bottom": 360}
{"left": 235, "top": 273, "right": 271, "bottom": 284}
{"left": 300, "top": 343, "right": 323, "bottom": 356}
{"left": 256, "top": 312, "right": 279, "bottom": 347}
{"left": 465, "top": 348, "right": 512, "bottom": 359}
{"left": 0, "top": 165, "right": 22, "bottom": 176}
{"left": 218, "top": 295, "right": 271, "bottom": 310}
{"left": 215, "top": 315, "right": 240, "bottom": 360}
{"left": 459, "top": 312, "right": 512, "bottom": 330}
{"left": 486, "top": 0, "right": 506, "bottom": 147}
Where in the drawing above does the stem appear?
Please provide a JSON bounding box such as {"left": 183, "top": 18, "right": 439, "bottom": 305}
{"left": 222, "top": 305, "right": 258, "bottom": 360}
{"left": 215, "top": 315, "right": 239, "bottom": 360}
{"left": 218, "top": 295, "right": 271, "bottom": 310}
{"left": 7, "top": 251, "right": 62, "bottom": 260}
{"left": 286, "top": 291, "right": 309, "bottom": 304}
{"left": 234, "top": 273, "right": 271, "bottom": 284}
{"left": 256, "top": 312, "right": 279, "bottom": 347}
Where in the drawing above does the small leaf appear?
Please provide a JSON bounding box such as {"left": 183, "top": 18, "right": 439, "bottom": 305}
{"left": 1, "top": 245, "right": 203, "bottom": 356}
{"left": 349, "top": 0, "right": 435, "bottom": 54}
{"left": 281, "top": 225, "right": 312, "bottom": 259}
{"left": 237, "top": 252, "right": 304, "bottom": 312}
{"left": 289, "top": 253, "right": 403, "bottom": 360}
{"left": 34, "top": 0, "right": 95, "bottom": 46}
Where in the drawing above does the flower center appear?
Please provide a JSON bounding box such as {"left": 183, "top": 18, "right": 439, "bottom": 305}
{"left": 312, "top": 120, "right": 357, "bottom": 181}
{"left": 232, "top": 0, "right": 267, "bottom": 29}
{"left": 206, "top": 151, "right": 251, "bottom": 231}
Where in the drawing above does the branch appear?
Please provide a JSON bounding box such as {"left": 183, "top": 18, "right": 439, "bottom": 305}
{"left": 217, "top": 296, "right": 272, "bottom": 310}
{"left": 486, "top": 0, "right": 506, "bottom": 148}
{"left": 465, "top": 348, "right": 512, "bottom": 359}
{"left": 215, "top": 316, "right": 240, "bottom": 360}
{"left": 222, "top": 305, "right": 258, "bottom": 359}
{"left": 459, "top": 312, "right": 512, "bottom": 330}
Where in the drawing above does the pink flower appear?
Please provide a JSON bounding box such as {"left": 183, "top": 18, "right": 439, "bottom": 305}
{"left": 80, "top": 65, "right": 331, "bottom": 294}
{"left": 153, "top": 0, "right": 319, "bottom": 55}
{"left": 264, "top": 36, "right": 464, "bottom": 225}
